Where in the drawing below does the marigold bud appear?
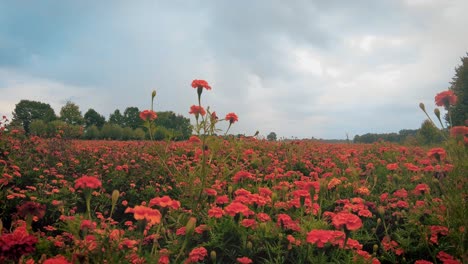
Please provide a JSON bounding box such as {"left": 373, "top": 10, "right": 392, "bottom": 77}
{"left": 111, "top": 190, "right": 120, "bottom": 207}
{"left": 377, "top": 206, "right": 385, "bottom": 215}
{"left": 246, "top": 241, "right": 253, "bottom": 250}
{"left": 419, "top": 102, "right": 426, "bottom": 111}
{"left": 152, "top": 90, "right": 157, "bottom": 99}
{"left": 373, "top": 244, "right": 379, "bottom": 253}
{"left": 210, "top": 250, "right": 217, "bottom": 262}
{"left": 185, "top": 217, "right": 197, "bottom": 237}
{"left": 434, "top": 108, "right": 441, "bottom": 119}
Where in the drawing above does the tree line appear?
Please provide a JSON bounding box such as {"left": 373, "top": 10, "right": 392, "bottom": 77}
{"left": 9, "top": 100, "right": 192, "bottom": 140}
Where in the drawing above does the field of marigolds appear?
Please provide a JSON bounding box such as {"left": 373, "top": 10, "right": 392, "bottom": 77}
{"left": 1, "top": 82, "right": 467, "bottom": 264}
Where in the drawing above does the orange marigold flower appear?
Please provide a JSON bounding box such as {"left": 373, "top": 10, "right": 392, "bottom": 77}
{"left": 435, "top": 90, "right": 457, "bottom": 107}
{"left": 139, "top": 110, "right": 157, "bottom": 121}
{"left": 125, "top": 205, "right": 161, "bottom": 225}
{"left": 149, "top": 196, "right": 181, "bottom": 210}
{"left": 74, "top": 176, "right": 102, "bottom": 190}
{"left": 225, "top": 112, "right": 238, "bottom": 124}
{"left": 189, "top": 105, "right": 206, "bottom": 116}
{"left": 332, "top": 212, "right": 363, "bottom": 231}
{"left": 191, "top": 79, "right": 211, "bottom": 90}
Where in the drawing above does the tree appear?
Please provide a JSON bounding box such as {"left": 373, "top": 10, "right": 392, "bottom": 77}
{"left": 60, "top": 101, "right": 84, "bottom": 125}
{"left": 155, "top": 111, "right": 192, "bottom": 140}
{"left": 84, "top": 125, "right": 100, "bottom": 139}
{"left": 417, "top": 119, "right": 443, "bottom": 145}
{"left": 109, "top": 109, "right": 125, "bottom": 126}
{"left": 448, "top": 54, "right": 468, "bottom": 126}
{"left": 267, "top": 132, "right": 277, "bottom": 141}
{"left": 84, "top": 109, "right": 105, "bottom": 128}
{"left": 123, "top": 107, "right": 142, "bottom": 129}
{"left": 12, "top": 100, "right": 56, "bottom": 134}
{"left": 29, "top": 120, "right": 48, "bottom": 137}
{"left": 101, "top": 123, "right": 123, "bottom": 140}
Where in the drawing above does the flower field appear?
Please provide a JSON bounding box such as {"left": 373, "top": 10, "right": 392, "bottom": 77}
{"left": 0, "top": 133, "right": 466, "bottom": 263}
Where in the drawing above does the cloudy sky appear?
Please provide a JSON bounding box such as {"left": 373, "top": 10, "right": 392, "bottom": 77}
{"left": 1, "top": 0, "right": 467, "bottom": 139}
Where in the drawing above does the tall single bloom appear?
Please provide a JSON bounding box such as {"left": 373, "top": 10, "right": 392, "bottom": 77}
{"left": 435, "top": 90, "right": 458, "bottom": 107}
{"left": 191, "top": 79, "right": 211, "bottom": 90}
{"left": 189, "top": 105, "right": 206, "bottom": 116}
{"left": 225, "top": 112, "right": 239, "bottom": 124}
{"left": 139, "top": 110, "right": 157, "bottom": 121}
{"left": 74, "top": 176, "right": 102, "bottom": 190}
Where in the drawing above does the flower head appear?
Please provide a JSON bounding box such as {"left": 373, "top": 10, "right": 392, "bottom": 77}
{"left": 225, "top": 112, "right": 239, "bottom": 124}
{"left": 17, "top": 201, "right": 46, "bottom": 220}
{"left": 332, "top": 212, "right": 363, "bottom": 231}
{"left": 189, "top": 105, "right": 206, "bottom": 117}
{"left": 435, "top": 90, "right": 457, "bottom": 107}
{"left": 74, "top": 176, "right": 102, "bottom": 190}
{"left": 125, "top": 205, "right": 161, "bottom": 225}
{"left": 139, "top": 110, "right": 157, "bottom": 121}
{"left": 187, "top": 247, "right": 208, "bottom": 263}
{"left": 191, "top": 80, "right": 211, "bottom": 90}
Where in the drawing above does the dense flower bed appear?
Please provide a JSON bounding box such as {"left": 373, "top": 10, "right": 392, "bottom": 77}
{"left": 0, "top": 132, "right": 466, "bottom": 263}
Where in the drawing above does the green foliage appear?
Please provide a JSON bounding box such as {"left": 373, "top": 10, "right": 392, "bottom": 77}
{"left": 121, "top": 126, "right": 134, "bottom": 140}
{"left": 84, "top": 125, "right": 100, "bottom": 139}
{"left": 416, "top": 119, "right": 443, "bottom": 145}
{"left": 267, "top": 132, "right": 277, "bottom": 141}
{"left": 47, "top": 120, "right": 83, "bottom": 139}
{"left": 109, "top": 109, "right": 125, "bottom": 126}
{"left": 134, "top": 128, "right": 146, "bottom": 140}
{"left": 155, "top": 111, "right": 192, "bottom": 140}
{"left": 59, "top": 101, "right": 84, "bottom": 125}
{"left": 84, "top": 108, "right": 105, "bottom": 128}
{"left": 12, "top": 99, "right": 56, "bottom": 134}
{"left": 448, "top": 54, "right": 468, "bottom": 126}
{"left": 100, "top": 123, "right": 123, "bottom": 140}
{"left": 29, "top": 120, "right": 48, "bottom": 137}
{"left": 123, "top": 107, "right": 143, "bottom": 129}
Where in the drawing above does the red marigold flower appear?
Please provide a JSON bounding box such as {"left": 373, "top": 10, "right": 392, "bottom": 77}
{"left": 435, "top": 90, "right": 458, "bottom": 107}
{"left": 17, "top": 201, "right": 46, "bottom": 220}
{"left": 139, "top": 110, "right": 157, "bottom": 121}
{"left": 208, "top": 206, "right": 224, "bottom": 218}
{"left": 189, "top": 105, "right": 206, "bottom": 116}
{"left": 0, "top": 224, "right": 38, "bottom": 261}
{"left": 332, "top": 212, "right": 363, "bottom": 231}
{"left": 427, "top": 148, "right": 447, "bottom": 161}
{"left": 237, "top": 257, "right": 253, "bottom": 264}
{"left": 187, "top": 247, "right": 208, "bottom": 263}
{"left": 415, "top": 260, "right": 433, "bottom": 264}
{"left": 450, "top": 126, "right": 468, "bottom": 137}
{"left": 306, "top": 229, "right": 345, "bottom": 248}
{"left": 189, "top": 135, "right": 201, "bottom": 143}
{"left": 225, "top": 112, "right": 238, "bottom": 124}
{"left": 240, "top": 219, "right": 257, "bottom": 229}
{"left": 232, "top": 170, "right": 255, "bottom": 183}
{"left": 386, "top": 163, "right": 399, "bottom": 171}
{"left": 413, "top": 183, "right": 430, "bottom": 195}
{"left": 43, "top": 255, "right": 72, "bottom": 264}
{"left": 74, "top": 176, "right": 102, "bottom": 190}
{"left": 224, "top": 202, "right": 253, "bottom": 217}
{"left": 191, "top": 79, "right": 211, "bottom": 90}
